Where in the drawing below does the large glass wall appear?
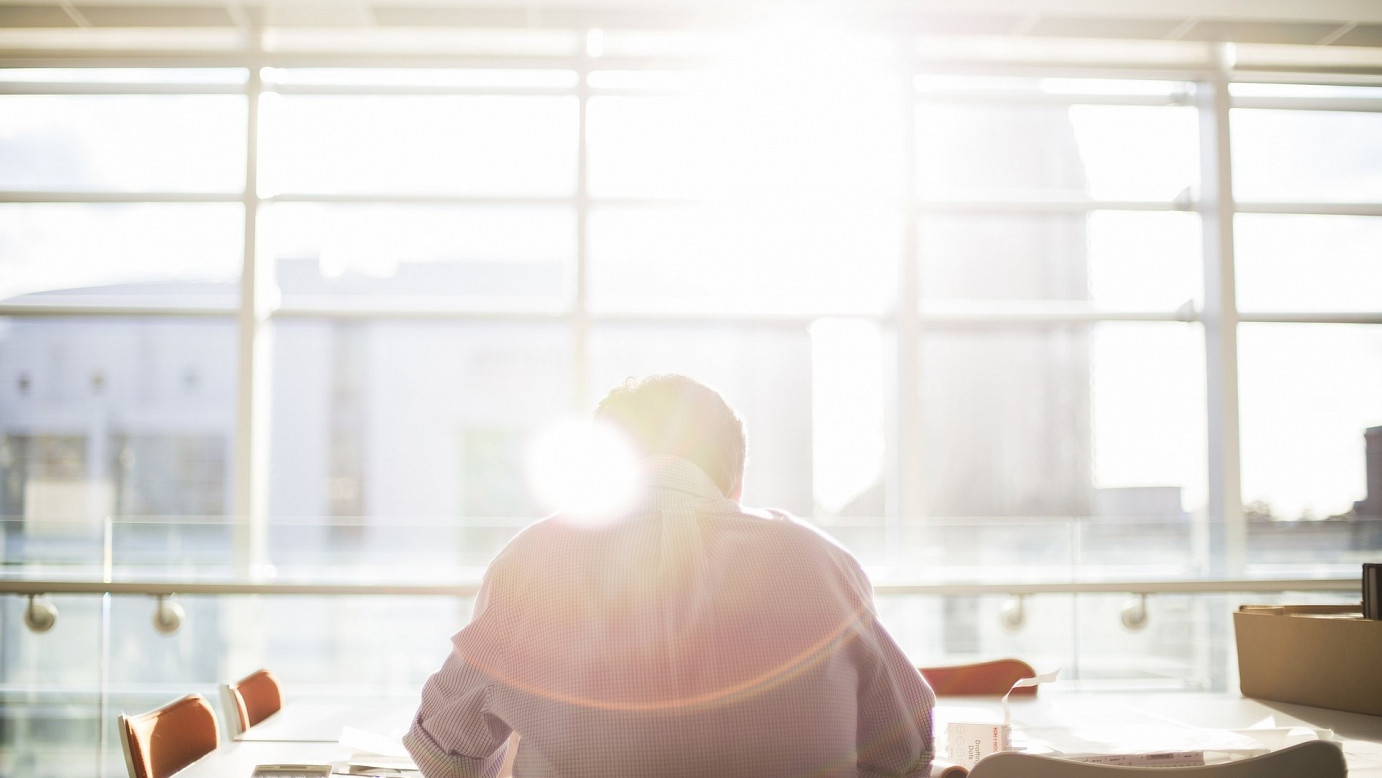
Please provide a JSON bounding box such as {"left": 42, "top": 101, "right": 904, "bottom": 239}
{"left": 1, "top": 39, "right": 1379, "bottom": 778}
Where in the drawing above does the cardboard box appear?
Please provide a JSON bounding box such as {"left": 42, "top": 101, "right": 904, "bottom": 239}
{"left": 1234, "top": 604, "right": 1382, "bottom": 716}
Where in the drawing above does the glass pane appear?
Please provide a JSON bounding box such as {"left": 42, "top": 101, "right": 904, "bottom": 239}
{"left": 261, "top": 203, "right": 574, "bottom": 311}
{"left": 588, "top": 324, "right": 822, "bottom": 518}
{"left": 0, "top": 204, "right": 242, "bottom": 301}
{"left": 588, "top": 76, "right": 905, "bottom": 200}
{"left": 589, "top": 204, "right": 899, "bottom": 314}
{"left": 0, "top": 95, "right": 246, "bottom": 192}
{"left": 1236, "top": 214, "right": 1382, "bottom": 312}
{"left": 585, "top": 95, "right": 719, "bottom": 199}
{"left": 258, "top": 94, "right": 578, "bottom": 196}
{"left": 0, "top": 593, "right": 105, "bottom": 775}
{"left": 0, "top": 316, "right": 237, "bottom": 567}
{"left": 1239, "top": 324, "right": 1382, "bottom": 526}
{"left": 1091, "top": 324, "right": 1206, "bottom": 514}
{"left": 920, "top": 323, "right": 1205, "bottom": 519}
{"left": 1232, "top": 109, "right": 1382, "bottom": 202}
{"left": 269, "top": 320, "right": 572, "bottom": 530}
{"left": 1088, "top": 211, "right": 1201, "bottom": 309}
{"left": 920, "top": 211, "right": 1201, "bottom": 308}
{"left": 917, "top": 103, "right": 1197, "bottom": 200}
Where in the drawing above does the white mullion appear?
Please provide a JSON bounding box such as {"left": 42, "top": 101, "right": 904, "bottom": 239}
{"left": 1231, "top": 95, "right": 1382, "bottom": 113}
{"left": 232, "top": 65, "right": 270, "bottom": 577}
{"left": 0, "top": 302, "right": 236, "bottom": 317}
{"left": 897, "top": 46, "right": 924, "bottom": 530}
{"left": 3, "top": 53, "right": 1381, "bottom": 88}
{"left": 0, "top": 191, "right": 241, "bottom": 203}
{"left": 265, "top": 193, "right": 572, "bottom": 206}
{"left": 1236, "top": 202, "right": 1382, "bottom": 217}
{"left": 919, "top": 308, "right": 1195, "bottom": 325}
{"left": 267, "top": 84, "right": 576, "bottom": 97}
{"left": 0, "top": 82, "right": 245, "bottom": 95}
{"left": 1239, "top": 312, "right": 1382, "bottom": 325}
{"left": 916, "top": 92, "right": 1188, "bottom": 108}
{"left": 918, "top": 198, "right": 1185, "bottom": 214}
{"left": 573, "top": 48, "right": 591, "bottom": 411}
{"left": 1198, "top": 48, "right": 1245, "bottom": 580}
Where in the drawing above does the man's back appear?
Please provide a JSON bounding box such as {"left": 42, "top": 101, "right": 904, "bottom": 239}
{"left": 406, "top": 457, "right": 934, "bottom": 778}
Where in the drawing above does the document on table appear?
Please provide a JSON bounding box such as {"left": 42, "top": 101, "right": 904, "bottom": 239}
{"left": 930, "top": 708, "right": 1343, "bottom": 777}
{"left": 339, "top": 726, "right": 417, "bottom": 772}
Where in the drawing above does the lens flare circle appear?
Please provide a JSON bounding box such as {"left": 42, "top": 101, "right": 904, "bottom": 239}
{"left": 526, "top": 418, "right": 642, "bottom": 524}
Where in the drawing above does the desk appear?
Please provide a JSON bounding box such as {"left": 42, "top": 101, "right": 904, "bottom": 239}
{"left": 192, "top": 696, "right": 513, "bottom": 778}
{"left": 179, "top": 691, "right": 1382, "bottom": 777}
{"left": 939, "top": 691, "right": 1382, "bottom": 777}
{"left": 236, "top": 699, "right": 418, "bottom": 743}
{"left": 176, "top": 742, "right": 348, "bottom": 778}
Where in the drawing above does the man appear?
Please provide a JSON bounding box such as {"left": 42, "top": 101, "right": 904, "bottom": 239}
{"left": 405, "top": 375, "right": 934, "bottom": 778}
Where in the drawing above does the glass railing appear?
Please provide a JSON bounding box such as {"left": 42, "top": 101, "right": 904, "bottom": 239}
{"left": 0, "top": 514, "right": 1371, "bottom": 777}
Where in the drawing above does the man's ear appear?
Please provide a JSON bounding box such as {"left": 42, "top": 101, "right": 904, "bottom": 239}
{"left": 729, "top": 480, "right": 743, "bottom": 501}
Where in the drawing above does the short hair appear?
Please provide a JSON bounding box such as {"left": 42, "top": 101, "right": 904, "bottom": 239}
{"left": 594, "top": 375, "right": 746, "bottom": 497}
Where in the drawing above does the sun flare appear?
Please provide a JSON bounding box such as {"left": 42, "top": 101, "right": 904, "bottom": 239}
{"left": 525, "top": 418, "right": 644, "bottom": 524}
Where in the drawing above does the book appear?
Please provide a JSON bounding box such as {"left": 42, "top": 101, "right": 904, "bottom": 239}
{"left": 929, "top": 757, "right": 969, "bottom": 777}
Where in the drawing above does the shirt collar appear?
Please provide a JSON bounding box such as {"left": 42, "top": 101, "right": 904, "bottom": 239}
{"left": 643, "top": 455, "right": 727, "bottom": 502}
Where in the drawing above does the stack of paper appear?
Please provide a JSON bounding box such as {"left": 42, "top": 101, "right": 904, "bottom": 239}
{"left": 339, "top": 726, "right": 418, "bottom": 775}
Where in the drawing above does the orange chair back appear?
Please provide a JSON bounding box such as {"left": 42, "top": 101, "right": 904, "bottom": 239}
{"left": 118, "top": 694, "right": 219, "bottom": 778}
{"left": 919, "top": 658, "right": 1039, "bottom": 696}
{"left": 226, "top": 668, "right": 283, "bottom": 733}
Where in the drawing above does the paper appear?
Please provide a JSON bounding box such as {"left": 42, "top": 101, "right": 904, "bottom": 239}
{"left": 1001, "top": 668, "right": 1060, "bottom": 727}
{"left": 1063, "top": 750, "right": 1205, "bottom": 767}
{"left": 1019, "top": 723, "right": 1269, "bottom": 757}
{"left": 339, "top": 726, "right": 418, "bottom": 772}
{"left": 946, "top": 722, "right": 1009, "bottom": 769}
{"left": 344, "top": 755, "right": 417, "bottom": 772}
{"left": 340, "top": 727, "right": 410, "bottom": 759}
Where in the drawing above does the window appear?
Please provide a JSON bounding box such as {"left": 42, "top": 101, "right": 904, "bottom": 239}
{"left": 2, "top": 53, "right": 1380, "bottom": 743}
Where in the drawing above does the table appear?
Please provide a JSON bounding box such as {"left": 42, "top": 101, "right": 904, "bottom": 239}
{"left": 179, "top": 691, "right": 1382, "bottom": 777}
{"left": 236, "top": 699, "right": 418, "bottom": 743}
{"left": 177, "top": 742, "right": 350, "bottom": 778}
{"left": 188, "top": 694, "right": 515, "bottom": 778}
{"left": 938, "top": 691, "right": 1382, "bottom": 776}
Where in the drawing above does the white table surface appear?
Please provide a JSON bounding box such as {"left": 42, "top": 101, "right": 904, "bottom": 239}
{"left": 177, "top": 741, "right": 350, "bottom": 778}
{"left": 236, "top": 699, "right": 418, "bottom": 742}
{"left": 182, "top": 691, "right": 1382, "bottom": 777}
{"left": 939, "top": 691, "right": 1382, "bottom": 776}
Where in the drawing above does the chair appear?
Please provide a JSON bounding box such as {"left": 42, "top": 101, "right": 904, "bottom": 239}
{"left": 220, "top": 668, "right": 284, "bottom": 737}
{"left": 919, "top": 658, "right": 1039, "bottom": 696}
{"left": 967, "top": 739, "right": 1346, "bottom": 778}
{"left": 117, "top": 694, "right": 220, "bottom": 778}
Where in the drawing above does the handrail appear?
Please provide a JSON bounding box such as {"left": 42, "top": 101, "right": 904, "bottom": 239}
{"left": 0, "top": 577, "right": 1359, "bottom": 598}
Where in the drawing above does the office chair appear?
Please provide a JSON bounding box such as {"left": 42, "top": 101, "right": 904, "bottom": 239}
{"left": 117, "top": 693, "right": 220, "bottom": 778}
{"left": 919, "top": 658, "right": 1039, "bottom": 696}
{"left": 220, "top": 667, "right": 284, "bottom": 737}
{"left": 967, "top": 740, "right": 1346, "bottom": 778}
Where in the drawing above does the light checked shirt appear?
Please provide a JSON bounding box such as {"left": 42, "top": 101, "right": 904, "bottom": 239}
{"left": 405, "top": 456, "right": 935, "bottom": 778}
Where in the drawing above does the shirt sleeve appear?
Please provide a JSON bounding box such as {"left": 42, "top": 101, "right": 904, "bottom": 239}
{"left": 846, "top": 559, "right": 936, "bottom": 778}
{"left": 404, "top": 572, "right": 514, "bottom": 778}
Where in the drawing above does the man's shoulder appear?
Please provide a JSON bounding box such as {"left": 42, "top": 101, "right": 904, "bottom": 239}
{"left": 745, "top": 506, "right": 854, "bottom": 549}
{"left": 735, "top": 507, "right": 868, "bottom": 573}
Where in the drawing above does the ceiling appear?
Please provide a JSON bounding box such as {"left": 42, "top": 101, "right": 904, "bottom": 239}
{"left": 0, "top": 0, "right": 1378, "bottom": 39}
{"left": 2, "top": 0, "right": 1381, "bottom": 73}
